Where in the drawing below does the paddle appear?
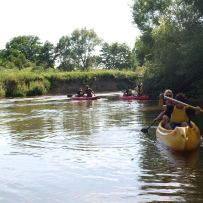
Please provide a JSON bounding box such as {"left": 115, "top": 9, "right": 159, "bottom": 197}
{"left": 67, "top": 94, "right": 73, "bottom": 97}
{"left": 164, "top": 96, "right": 203, "bottom": 112}
{"left": 141, "top": 120, "right": 156, "bottom": 134}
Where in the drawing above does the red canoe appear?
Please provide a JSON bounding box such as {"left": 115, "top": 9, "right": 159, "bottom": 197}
{"left": 71, "top": 96, "right": 98, "bottom": 100}
{"left": 119, "top": 95, "right": 149, "bottom": 100}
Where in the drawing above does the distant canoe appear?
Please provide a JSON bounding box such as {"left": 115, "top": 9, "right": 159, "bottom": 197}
{"left": 156, "top": 121, "right": 200, "bottom": 152}
{"left": 71, "top": 96, "right": 98, "bottom": 100}
{"left": 119, "top": 95, "right": 149, "bottom": 100}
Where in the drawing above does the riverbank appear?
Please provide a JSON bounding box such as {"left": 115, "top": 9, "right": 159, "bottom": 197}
{"left": 0, "top": 69, "right": 140, "bottom": 98}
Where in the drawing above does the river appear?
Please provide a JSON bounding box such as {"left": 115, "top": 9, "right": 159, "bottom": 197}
{"left": 0, "top": 93, "right": 203, "bottom": 203}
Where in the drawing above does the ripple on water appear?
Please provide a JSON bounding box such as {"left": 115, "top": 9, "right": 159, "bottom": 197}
{"left": 0, "top": 96, "right": 203, "bottom": 202}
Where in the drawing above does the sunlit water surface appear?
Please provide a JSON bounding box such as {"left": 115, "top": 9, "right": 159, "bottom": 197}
{"left": 0, "top": 93, "right": 203, "bottom": 203}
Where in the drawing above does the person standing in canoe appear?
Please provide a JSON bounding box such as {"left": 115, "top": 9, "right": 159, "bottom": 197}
{"left": 161, "top": 93, "right": 202, "bottom": 129}
{"left": 85, "top": 85, "right": 95, "bottom": 97}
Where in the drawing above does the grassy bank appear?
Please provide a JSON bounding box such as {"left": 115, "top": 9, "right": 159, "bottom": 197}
{"left": 0, "top": 69, "right": 141, "bottom": 97}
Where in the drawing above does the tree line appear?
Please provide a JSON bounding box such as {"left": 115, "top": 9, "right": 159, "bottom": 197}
{"left": 1, "top": 0, "right": 202, "bottom": 98}
{"left": 0, "top": 28, "right": 138, "bottom": 71}
{"left": 132, "top": 0, "right": 203, "bottom": 98}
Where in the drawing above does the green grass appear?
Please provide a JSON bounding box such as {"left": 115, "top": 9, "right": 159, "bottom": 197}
{"left": 0, "top": 69, "right": 141, "bottom": 97}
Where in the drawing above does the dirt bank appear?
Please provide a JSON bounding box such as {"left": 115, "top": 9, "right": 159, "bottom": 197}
{"left": 48, "top": 78, "right": 134, "bottom": 95}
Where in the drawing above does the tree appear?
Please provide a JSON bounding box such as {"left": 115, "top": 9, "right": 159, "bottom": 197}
{"left": 133, "top": 32, "right": 154, "bottom": 66}
{"left": 132, "top": 0, "right": 172, "bottom": 32}
{"left": 6, "top": 35, "right": 41, "bottom": 63}
{"left": 4, "top": 35, "right": 56, "bottom": 69}
{"left": 55, "top": 36, "right": 74, "bottom": 71}
{"left": 100, "top": 42, "right": 135, "bottom": 69}
{"left": 184, "top": 0, "right": 203, "bottom": 15}
{"left": 36, "top": 41, "right": 55, "bottom": 69}
{"left": 0, "top": 48, "right": 29, "bottom": 69}
{"left": 132, "top": 0, "right": 203, "bottom": 97}
{"left": 55, "top": 28, "right": 101, "bottom": 71}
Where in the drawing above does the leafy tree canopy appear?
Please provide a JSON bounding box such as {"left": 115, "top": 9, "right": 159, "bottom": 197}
{"left": 6, "top": 35, "right": 41, "bottom": 63}
{"left": 100, "top": 42, "right": 135, "bottom": 69}
{"left": 55, "top": 28, "right": 102, "bottom": 71}
{"left": 132, "top": 0, "right": 203, "bottom": 97}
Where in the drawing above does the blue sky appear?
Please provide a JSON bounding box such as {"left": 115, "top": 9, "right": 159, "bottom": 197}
{"left": 0, "top": 0, "right": 140, "bottom": 48}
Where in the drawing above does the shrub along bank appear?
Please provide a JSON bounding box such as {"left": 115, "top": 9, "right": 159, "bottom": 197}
{"left": 0, "top": 69, "right": 140, "bottom": 98}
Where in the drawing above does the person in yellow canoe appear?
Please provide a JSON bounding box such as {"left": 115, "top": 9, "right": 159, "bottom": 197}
{"left": 154, "top": 89, "right": 174, "bottom": 127}
{"left": 158, "top": 89, "right": 174, "bottom": 110}
{"left": 124, "top": 86, "right": 133, "bottom": 96}
{"left": 161, "top": 93, "right": 202, "bottom": 129}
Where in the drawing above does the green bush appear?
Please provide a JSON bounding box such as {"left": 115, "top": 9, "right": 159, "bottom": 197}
{"left": 8, "top": 82, "right": 28, "bottom": 97}
{"left": 0, "top": 83, "right": 5, "bottom": 97}
{"left": 27, "top": 81, "right": 48, "bottom": 96}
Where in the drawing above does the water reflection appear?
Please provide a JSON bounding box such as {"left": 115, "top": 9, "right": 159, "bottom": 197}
{"left": 0, "top": 95, "right": 203, "bottom": 203}
{"left": 138, "top": 134, "right": 203, "bottom": 202}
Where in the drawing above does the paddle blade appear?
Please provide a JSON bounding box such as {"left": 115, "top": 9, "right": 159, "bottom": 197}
{"left": 67, "top": 94, "right": 73, "bottom": 97}
{"left": 141, "top": 120, "right": 156, "bottom": 133}
{"left": 141, "top": 128, "right": 148, "bottom": 133}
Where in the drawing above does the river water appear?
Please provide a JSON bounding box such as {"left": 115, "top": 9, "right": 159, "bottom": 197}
{"left": 0, "top": 93, "right": 203, "bottom": 203}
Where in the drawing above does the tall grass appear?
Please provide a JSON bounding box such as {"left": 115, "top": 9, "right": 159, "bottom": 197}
{"left": 0, "top": 69, "right": 140, "bottom": 97}
{"left": 0, "top": 69, "right": 49, "bottom": 97}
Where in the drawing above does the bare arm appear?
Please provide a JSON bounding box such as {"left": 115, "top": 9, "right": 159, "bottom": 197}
{"left": 154, "top": 111, "right": 165, "bottom": 122}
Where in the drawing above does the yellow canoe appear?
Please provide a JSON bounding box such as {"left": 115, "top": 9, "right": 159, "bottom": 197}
{"left": 156, "top": 121, "right": 201, "bottom": 152}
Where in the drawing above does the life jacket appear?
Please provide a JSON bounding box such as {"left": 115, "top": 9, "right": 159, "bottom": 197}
{"left": 78, "top": 90, "right": 84, "bottom": 96}
{"left": 170, "top": 106, "right": 189, "bottom": 123}
{"left": 85, "top": 88, "right": 93, "bottom": 97}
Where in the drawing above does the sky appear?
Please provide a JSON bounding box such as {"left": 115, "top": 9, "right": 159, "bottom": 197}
{"left": 0, "top": 0, "right": 140, "bottom": 49}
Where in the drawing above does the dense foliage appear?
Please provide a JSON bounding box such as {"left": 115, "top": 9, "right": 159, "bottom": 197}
{"left": 100, "top": 42, "right": 137, "bottom": 70}
{"left": 55, "top": 28, "right": 101, "bottom": 71}
{"left": 0, "top": 28, "right": 137, "bottom": 71}
{"left": 132, "top": 0, "right": 203, "bottom": 98}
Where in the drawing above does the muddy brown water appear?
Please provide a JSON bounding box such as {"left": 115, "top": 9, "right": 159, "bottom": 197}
{"left": 0, "top": 93, "right": 203, "bottom": 203}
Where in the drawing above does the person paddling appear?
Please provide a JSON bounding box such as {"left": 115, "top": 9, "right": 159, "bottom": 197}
{"left": 124, "top": 86, "right": 133, "bottom": 96}
{"left": 77, "top": 87, "right": 84, "bottom": 97}
{"left": 85, "top": 85, "right": 95, "bottom": 97}
{"left": 160, "top": 93, "right": 202, "bottom": 129}
{"left": 136, "top": 82, "right": 143, "bottom": 96}
{"left": 158, "top": 89, "right": 174, "bottom": 110}
{"left": 154, "top": 89, "right": 174, "bottom": 128}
